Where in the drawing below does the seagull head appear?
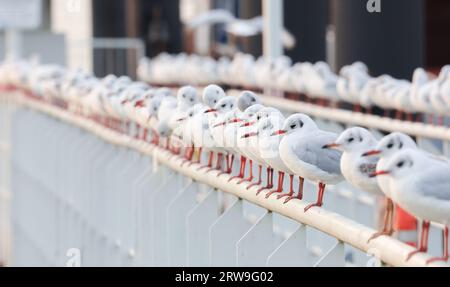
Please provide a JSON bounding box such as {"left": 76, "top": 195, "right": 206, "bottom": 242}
{"left": 202, "top": 84, "right": 226, "bottom": 108}
{"left": 274, "top": 113, "right": 317, "bottom": 136}
{"left": 363, "top": 132, "right": 416, "bottom": 158}
{"left": 325, "top": 127, "right": 377, "bottom": 152}
{"left": 214, "top": 96, "right": 236, "bottom": 113}
{"left": 177, "top": 85, "right": 199, "bottom": 108}
{"left": 370, "top": 149, "right": 417, "bottom": 178}
{"left": 237, "top": 90, "right": 261, "bottom": 112}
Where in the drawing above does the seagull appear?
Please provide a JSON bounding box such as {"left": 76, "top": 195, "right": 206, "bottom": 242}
{"left": 207, "top": 96, "right": 238, "bottom": 172}
{"left": 189, "top": 84, "right": 226, "bottom": 167}
{"left": 323, "top": 127, "right": 382, "bottom": 195}
{"left": 253, "top": 115, "right": 304, "bottom": 203}
{"left": 274, "top": 114, "right": 343, "bottom": 212}
{"left": 361, "top": 132, "right": 418, "bottom": 240}
{"left": 372, "top": 148, "right": 450, "bottom": 264}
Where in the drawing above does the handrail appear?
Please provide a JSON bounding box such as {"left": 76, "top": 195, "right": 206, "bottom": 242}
{"left": 227, "top": 89, "right": 450, "bottom": 141}
{"left": 6, "top": 91, "right": 447, "bottom": 267}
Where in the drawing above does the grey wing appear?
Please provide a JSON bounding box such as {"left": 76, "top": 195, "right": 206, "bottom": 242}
{"left": 295, "top": 132, "right": 342, "bottom": 175}
{"left": 416, "top": 169, "right": 450, "bottom": 201}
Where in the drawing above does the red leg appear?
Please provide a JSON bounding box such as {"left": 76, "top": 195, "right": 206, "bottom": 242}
{"left": 228, "top": 156, "right": 247, "bottom": 182}
{"left": 197, "top": 151, "right": 214, "bottom": 171}
{"left": 265, "top": 171, "right": 285, "bottom": 198}
{"left": 276, "top": 174, "right": 294, "bottom": 200}
{"left": 406, "top": 221, "right": 430, "bottom": 261}
{"left": 367, "top": 198, "right": 395, "bottom": 243}
{"left": 280, "top": 176, "right": 304, "bottom": 203}
{"left": 426, "top": 226, "right": 449, "bottom": 264}
{"left": 246, "top": 165, "right": 263, "bottom": 189}
{"left": 238, "top": 160, "right": 253, "bottom": 184}
{"left": 214, "top": 153, "right": 224, "bottom": 170}
{"left": 225, "top": 154, "right": 235, "bottom": 173}
{"left": 256, "top": 168, "right": 273, "bottom": 195}
{"left": 304, "top": 182, "right": 326, "bottom": 212}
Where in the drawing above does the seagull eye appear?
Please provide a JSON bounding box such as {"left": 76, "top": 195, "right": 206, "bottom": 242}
{"left": 387, "top": 142, "right": 394, "bottom": 149}
{"left": 348, "top": 137, "right": 354, "bottom": 143}
{"left": 397, "top": 161, "right": 405, "bottom": 168}
{"left": 182, "top": 94, "right": 186, "bottom": 98}
{"left": 221, "top": 104, "right": 226, "bottom": 108}
{"left": 290, "top": 124, "right": 296, "bottom": 129}
{"left": 213, "top": 100, "right": 217, "bottom": 104}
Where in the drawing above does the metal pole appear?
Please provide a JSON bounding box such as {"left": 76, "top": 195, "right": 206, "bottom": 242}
{"left": 262, "top": 0, "right": 283, "bottom": 60}
{"left": 4, "top": 28, "right": 23, "bottom": 60}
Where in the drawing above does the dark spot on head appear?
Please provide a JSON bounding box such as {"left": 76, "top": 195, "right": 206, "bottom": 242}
{"left": 397, "top": 161, "right": 404, "bottom": 168}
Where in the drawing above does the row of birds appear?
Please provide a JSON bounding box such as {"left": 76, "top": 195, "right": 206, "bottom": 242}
{"left": 0, "top": 60, "right": 449, "bottom": 264}
{"left": 138, "top": 52, "right": 450, "bottom": 120}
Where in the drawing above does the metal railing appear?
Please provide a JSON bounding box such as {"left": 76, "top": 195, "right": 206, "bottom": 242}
{"left": 0, "top": 89, "right": 448, "bottom": 267}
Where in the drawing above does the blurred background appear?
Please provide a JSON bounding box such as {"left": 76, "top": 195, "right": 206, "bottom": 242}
{"left": 1, "top": 0, "right": 449, "bottom": 80}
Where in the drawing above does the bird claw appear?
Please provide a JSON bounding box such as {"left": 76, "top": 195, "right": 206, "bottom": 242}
{"left": 246, "top": 181, "right": 262, "bottom": 190}
{"left": 256, "top": 185, "right": 273, "bottom": 196}
{"left": 366, "top": 230, "right": 394, "bottom": 243}
{"left": 237, "top": 177, "right": 253, "bottom": 184}
{"left": 228, "top": 175, "right": 243, "bottom": 182}
{"left": 304, "top": 202, "right": 322, "bottom": 212}
{"left": 405, "top": 249, "right": 425, "bottom": 262}
{"left": 426, "top": 256, "right": 449, "bottom": 265}
{"left": 196, "top": 165, "right": 209, "bottom": 171}
{"left": 265, "top": 190, "right": 282, "bottom": 199}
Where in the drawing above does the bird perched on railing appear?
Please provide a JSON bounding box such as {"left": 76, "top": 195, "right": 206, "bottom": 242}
{"left": 372, "top": 148, "right": 450, "bottom": 264}
{"left": 273, "top": 113, "right": 343, "bottom": 212}
{"left": 361, "top": 132, "right": 418, "bottom": 241}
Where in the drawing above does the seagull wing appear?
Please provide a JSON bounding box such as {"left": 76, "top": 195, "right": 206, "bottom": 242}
{"left": 293, "top": 131, "right": 342, "bottom": 175}
{"left": 186, "top": 9, "right": 235, "bottom": 29}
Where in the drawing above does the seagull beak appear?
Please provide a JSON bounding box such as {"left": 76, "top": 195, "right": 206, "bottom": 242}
{"left": 240, "top": 121, "right": 255, "bottom": 127}
{"left": 242, "top": 132, "right": 258, "bottom": 138}
{"left": 270, "top": 129, "right": 287, "bottom": 136}
{"left": 322, "top": 143, "right": 340, "bottom": 149}
{"left": 213, "top": 121, "right": 226, "bottom": 128}
{"left": 228, "top": 118, "right": 243, "bottom": 124}
{"left": 134, "top": 99, "right": 145, "bottom": 107}
{"left": 204, "top": 108, "right": 217, "bottom": 113}
{"left": 369, "top": 170, "right": 390, "bottom": 177}
{"left": 362, "top": 150, "right": 381, "bottom": 157}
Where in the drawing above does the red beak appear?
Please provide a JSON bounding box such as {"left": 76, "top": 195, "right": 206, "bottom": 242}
{"left": 213, "top": 121, "right": 226, "bottom": 128}
{"left": 362, "top": 150, "right": 381, "bottom": 157}
{"left": 242, "top": 132, "right": 258, "bottom": 138}
{"left": 369, "top": 170, "right": 390, "bottom": 178}
{"left": 322, "top": 143, "right": 340, "bottom": 149}
{"left": 134, "top": 99, "right": 145, "bottom": 107}
{"left": 240, "top": 121, "right": 255, "bottom": 127}
{"left": 204, "top": 108, "right": 217, "bottom": 113}
{"left": 270, "top": 129, "right": 287, "bottom": 136}
{"left": 228, "top": 118, "right": 243, "bottom": 124}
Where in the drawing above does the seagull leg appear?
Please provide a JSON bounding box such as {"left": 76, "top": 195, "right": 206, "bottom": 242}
{"left": 367, "top": 198, "right": 395, "bottom": 243}
{"left": 197, "top": 151, "right": 214, "bottom": 171}
{"left": 279, "top": 176, "right": 304, "bottom": 203}
{"left": 188, "top": 147, "right": 202, "bottom": 167}
{"left": 265, "top": 171, "right": 284, "bottom": 198}
{"left": 304, "top": 182, "right": 326, "bottom": 212}
{"left": 217, "top": 154, "right": 234, "bottom": 176}
{"left": 406, "top": 220, "right": 430, "bottom": 261}
{"left": 180, "top": 145, "right": 194, "bottom": 167}
{"left": 256, "top": 167, "right": 274, "bottom": 195}
{"left": 238, "top": 160, "right": 253, "bottom": 184}
{"left": 205, "top": 152, "right": 224, "bottom": 173}
{"left": 228, "top": 156, "right": 246, "bottom": 182}
{"left": 426, "top": 226, "right": 449, "bottom": 264}
{"left": 247, "top": 165, "right": 263, "bottom": 189}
